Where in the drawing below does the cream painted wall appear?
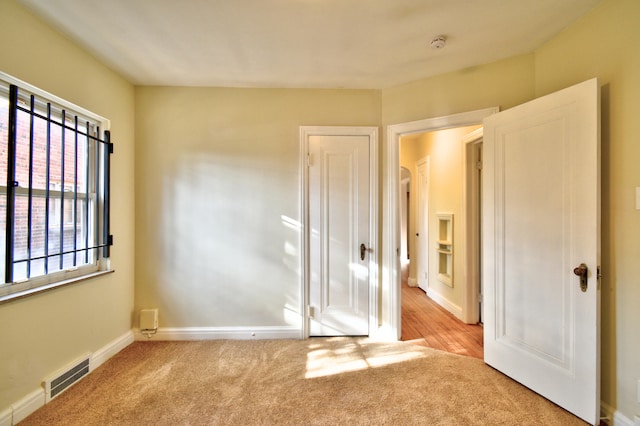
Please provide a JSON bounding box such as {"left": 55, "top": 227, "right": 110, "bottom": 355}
{"left": 400, "top": 126, "right": 479, "bottom": 315}
{"left": 134, "top": 87, "right": 380, "bottom": 328}
{"left": 382, "top": 54, "right": 536, "bottom": 126}
{"left": 0, "top": 0, "right": 135, "bottom": 409}
{"left": 533, "top": 0, "right": 640, "bottom": 419}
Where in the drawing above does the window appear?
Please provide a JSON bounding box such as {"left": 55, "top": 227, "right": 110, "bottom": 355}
{"left": 0, "top": 72, "right": 112, "bottom": 302}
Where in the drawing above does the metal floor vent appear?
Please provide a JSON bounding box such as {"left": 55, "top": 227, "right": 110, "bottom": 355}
{"left": 44, "top": 355, "right": 91, "bottom": 402}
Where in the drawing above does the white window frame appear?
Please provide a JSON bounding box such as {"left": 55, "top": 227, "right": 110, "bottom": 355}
{"left": 0, "top": 71, "right": 113, "bottom": 303}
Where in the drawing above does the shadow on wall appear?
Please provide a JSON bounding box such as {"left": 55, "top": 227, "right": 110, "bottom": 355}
{"left": 151, "top": 151, "right": 302, "bottom": 327}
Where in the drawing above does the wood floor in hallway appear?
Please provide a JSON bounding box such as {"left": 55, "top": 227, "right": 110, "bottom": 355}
{"left": 401, "top": 281, "right": 484, "bottom": 359}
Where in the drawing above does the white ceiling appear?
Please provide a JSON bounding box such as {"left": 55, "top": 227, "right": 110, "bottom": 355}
{"left": 19, "top": 0, "right": 601, "bottom": 89}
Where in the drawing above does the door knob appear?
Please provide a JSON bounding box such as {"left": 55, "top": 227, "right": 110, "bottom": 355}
{"left": 573, "top": 263, "right": 588, "bottom": 292}
{"left": 360, "top": 243, "right": 369, "bottom": 261}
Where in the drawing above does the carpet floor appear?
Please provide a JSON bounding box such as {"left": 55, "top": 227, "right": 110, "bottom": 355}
{"left": 20, "top": 338, "right": 586, "bottom": 425}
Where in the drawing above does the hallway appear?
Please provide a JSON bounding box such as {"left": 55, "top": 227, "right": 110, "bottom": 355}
{"left": 401, "top": 281, "right": 483, "bottom": 359}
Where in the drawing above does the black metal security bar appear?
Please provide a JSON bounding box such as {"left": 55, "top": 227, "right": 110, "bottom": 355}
{"left": 59, "top": 108, "right": 66, "bottom": 271}
{"left": 44, "top": 102, "right": 52, "bottom": 275}
{"left": 3, "top": 83, "right": 113, "bottom": 284}
{"left": 103, "top": 130, "right": 112, "bottom": 258}
{"left": 73, "top": 115, "right": 79, "bottom": 267}
{"left": 27, "top": 94, "right": 35, "bottom": 278}
{"left": 5, "top": 85, "right": 18, "bottom": 283}
{"left": 94, "top": 125, "right": 101, "bottom": 261}
{"left": 84, "top": 120, "right": 90, "bottom": 264}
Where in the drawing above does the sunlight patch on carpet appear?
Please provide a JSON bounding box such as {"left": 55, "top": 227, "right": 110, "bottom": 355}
{"left": 305, "top": 338, "right": 428, "bottom": 379}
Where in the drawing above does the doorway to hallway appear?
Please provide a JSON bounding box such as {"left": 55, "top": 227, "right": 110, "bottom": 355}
{"left": 394, "top": 114, "right": 490, "bottom": 357}
{"left": 399, "top": 126, "right": 481, "bottom": 324}
{"left": 385, "top": 107, "right": 497, "bottom": 341}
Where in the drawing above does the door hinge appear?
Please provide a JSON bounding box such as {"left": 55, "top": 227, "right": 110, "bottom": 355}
{"left": 307, "top": 153, "right": 313, "bottom": 167}
{"left": 476, "top": 160, "right": 482, "bottom": 170}
{"left": 306, "top": 305, "right": 315, "bottom": 318}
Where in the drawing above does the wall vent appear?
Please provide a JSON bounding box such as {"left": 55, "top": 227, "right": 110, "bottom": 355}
{"left": 44, "top": 354, "right": 91, "bottom": 402}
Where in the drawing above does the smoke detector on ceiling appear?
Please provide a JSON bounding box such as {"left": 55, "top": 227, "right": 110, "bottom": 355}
{"left": 430, "top": 35, "right": 447, "bottom": 50}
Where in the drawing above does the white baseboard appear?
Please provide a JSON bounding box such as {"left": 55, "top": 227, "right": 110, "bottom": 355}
{"left": 0, "top": 407, "right": 12, "bottom": 426}
{"left": 601, "top": 401, "right": 635, "bottom": 426}
{"left": 134, "top": 326, "right": 301, "bottom": 341}
{"left": 91, "top": 330, "right": 135, "bottom": 371}
{"left": 11, "top": 389, "right": 44, "bottom": 424}
{"left": 425, "top": 289, "right": 462, "bottom": 320}
{"left": 407, "top": 277, "right": 418, "bottom": 287}
{"left": 613, "top": 410, "right": 635, "bottom": 426}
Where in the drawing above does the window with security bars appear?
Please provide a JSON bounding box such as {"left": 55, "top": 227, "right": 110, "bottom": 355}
{"left": 0, "top": 73, "right": 112, "bottom": 298}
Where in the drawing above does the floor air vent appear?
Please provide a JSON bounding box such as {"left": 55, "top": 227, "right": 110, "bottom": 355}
{"left": 44, "top": 355, "right": 91, "bottom": 402}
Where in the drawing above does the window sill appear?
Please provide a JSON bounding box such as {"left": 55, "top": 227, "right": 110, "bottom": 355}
{"left": 0, "top": 269, "right": 114, "bottom": 305}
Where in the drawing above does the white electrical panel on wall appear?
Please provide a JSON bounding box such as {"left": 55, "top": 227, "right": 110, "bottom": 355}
{"left": 140, "top": 309, "right": 158, "bottom": 331}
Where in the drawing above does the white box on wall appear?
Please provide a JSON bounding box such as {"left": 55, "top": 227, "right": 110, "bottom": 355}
{"left": 139, "top": 309, "right": 158, "bottom": 331}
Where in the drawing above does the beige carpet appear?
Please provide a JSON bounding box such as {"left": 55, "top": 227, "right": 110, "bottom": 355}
{"left": 21, "top": 338, "right": 586, "bottom": 425}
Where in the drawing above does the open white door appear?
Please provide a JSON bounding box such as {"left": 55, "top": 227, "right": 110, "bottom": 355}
{"left": 483, "top": 79, "right": 600, "bottom": 424}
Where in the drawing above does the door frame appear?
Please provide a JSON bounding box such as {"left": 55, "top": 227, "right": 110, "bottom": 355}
{"left": 300, "top": 126, "right": 379, "bottom": 339}
{"left": 462, "top": 128, "right": 483, "bottom": 324}
{"left": 383, "top": 108, "right": 497, "bottom": 339}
